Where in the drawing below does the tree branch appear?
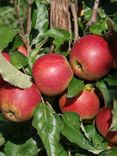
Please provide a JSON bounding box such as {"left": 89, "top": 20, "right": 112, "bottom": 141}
{"left": 70, "top": 0, "right": 79, "bottom": 41}
{"left": 14, "top": 0, "right": 25, "bottom": 39}
{"left": 25, "top": 0, "right": 33, "bottom": 55}
{"left": 86, "top": 0, "right": 100, "bottom": 27}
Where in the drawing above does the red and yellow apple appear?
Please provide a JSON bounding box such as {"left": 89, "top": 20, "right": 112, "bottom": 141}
{"left": 32, "top": 53, "right": 73, "bottom": 96}
{"left": 0, "top": 83, "right": 41, "bottom": 122}
{"left": 59, "top": 85, "right": 100, "bottom": 120}
{"left": 69, "top": 34, "right": 113, "bottom": 81}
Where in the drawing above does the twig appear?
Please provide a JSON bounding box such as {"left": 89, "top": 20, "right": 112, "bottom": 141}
{"left": 70, "top": 0, "right": 79, "bottom": 42}
{"left": 86, "top": 0, "right": 100, "bottom": 28}
{"left": 25, "top": 0, "right": 33, "bottom": 55}
{"left": 14, "top": 0, "right": 25, "bottom": 39}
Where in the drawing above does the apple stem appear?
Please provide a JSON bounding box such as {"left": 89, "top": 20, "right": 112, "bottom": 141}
{"left": 86, "top": 0, "right": 100, "bottom": 28}
{"left": 84, "top": 84, "right": 94, "bottom": 91}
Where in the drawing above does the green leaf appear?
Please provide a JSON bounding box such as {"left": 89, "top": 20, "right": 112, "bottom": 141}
{"left": 0, "top": 26, "right": 16, "bottom": 51}
{"left": 0, "top": 152, "right": 5, "bottom": 156}
{"left": 45, "top": 28, "right": 70, "bottom": 51}
{"left": 5, "top": 138, "right": 38, "bottom": 156}
{"left": 85, "top": 125, "right": 107, "bottom": 151}
{"left": 61, "top": 112, "right": 94, "bottom": 152}
{"left": 0, "top": 52, "right": 32, "bottom": 88}
{"left": 31, "top": 0, "right": 48, "bottom": 45}
{"left": 67, "top": 77, "right": 84, "bottom": 98}
{"left": 96, "top": 80, "right": 112, "bottom": 107}
{"left": 98, "top": 8, "right": 107, "bottom": 19}
{"left": 109, "top": 99, "right": 117, "bottom": 131}
{"left": 110, "top": 0, "right": 117, "bottom": 2}
{"left": 32, "top": 103, "right": 68, "bottom": 156}
{"left": 0, "top": 133, "right": 5, "bottom": 146}
{"left": 11, "top": 35, "right": 24, "bottom": 51}
{"left": 90, "top": 20, "right": 108, "bottom": 35}
{"left": 105, "top": 74, "right": 117, "bottom": 86}
{"left": 10, "top": 52, "right": 28, "bottom": 69}
{"left": 75, "top": 154, "right": 87, "bottom": 156}
{"left": 99, "top": 147, "right": 117, "bottom": 156}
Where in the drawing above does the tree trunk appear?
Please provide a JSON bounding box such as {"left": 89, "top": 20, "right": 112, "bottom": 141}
{"left": 50, "top": 0, "right": 69, "bottom": 31}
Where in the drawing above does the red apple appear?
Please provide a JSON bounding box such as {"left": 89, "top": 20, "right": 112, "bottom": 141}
{"left": 95, "top": 107, "right": 117, "bottom": 144}
{"left": 0, "top": 83, "right": 41, "bottom": 122}
{"left": 0, "top": 52, "right": 11, "bottom": 86}
{"left": 59, "top": 85, "right": 100, "bottom": 120}
{"left": 70, "top": 35, "right": 113, "bottom": 81}
{"left": 32, "top": 53, "right": 73, "bottom": 96}
{"left": 17, "top": 46, "right": 28, "bottom": 56}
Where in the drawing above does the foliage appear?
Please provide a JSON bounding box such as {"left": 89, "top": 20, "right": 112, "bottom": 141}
{"left": 0, "top": 0, "right": 117, "bottom": 156}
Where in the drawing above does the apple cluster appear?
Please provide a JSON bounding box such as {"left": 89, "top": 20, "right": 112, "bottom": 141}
{"left": 0, "top": 34, "right": 116, "bottom": 145}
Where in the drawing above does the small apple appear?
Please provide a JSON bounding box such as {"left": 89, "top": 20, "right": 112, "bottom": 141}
{"left": 0, "top": 83, "right": 41, "bottom": 122}
{"left": 70, "top": 34, "right": 113, "bottom": 81}
{"left": 95, "top": 107, "right": 117, "bottom": 144}
{"left": 59, "top": 85, "right": 100, "bottom": 120}
{"left": 32, "top": 53, "right": 73, "bottom": 96}
{"left": 17, "top": 45, "right": 28, "bottom": 56}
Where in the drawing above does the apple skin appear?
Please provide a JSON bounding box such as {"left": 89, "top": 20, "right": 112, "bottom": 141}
{"left": 32, "top": 53, "right": 73, "bottom": 96}
{"left": 95, "top": 107, "right": 117, "bottom": 144}
{"left": 0, "top": 83, "right": 41, "bottom": 122}
{"left": 70, "top": 35, "right": 113, "bottom": 81}
{"left": 59, "top": 88, "right": 100, "bottom": 120}
{"left": 17, "top": 46, "right": 28, "bottom": 56}
{"left": 0, "top": 52, "right": 11, "bottom": 86}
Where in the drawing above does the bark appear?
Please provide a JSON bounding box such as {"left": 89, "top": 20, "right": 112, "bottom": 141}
{"left": 50, "top": 0, "right": 69, "bottom": 31}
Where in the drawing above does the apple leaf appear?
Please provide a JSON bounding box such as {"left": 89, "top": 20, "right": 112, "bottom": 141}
{"left": 10, "top": 52, "right": 28, "bottom": 69}
{"left": 104, "top": 74, "right": 117, "bottom": 86}
{"left": 31, "top": 0, "right": 48, "bottom": 45}
{"left": 0, "top": 26, "right": 16, "bottom": 51}
{"left": 45, "top": 28, "right": 70, "bottom": 51}
{"left": 0, "top": 133, "right": 5, "bottom": 146}
{"left": 61, "top": 112, "right": 94, "bottom": 151}
{"left": 0, "top": 152, "right": 5, "bottom": 156}
{"left": 75, "top": 154, "right": 87, "bottom": 156}
{"left": 61, "top": 112, "right": 107, "bottom": 154}
{"left": 5, "top": 138, "right": 38, "bottom": 156}
{"left": 99, "top": 147, "right": 117, "bottom": 156}
{"left": 67, "top": 77, "right": 84, "bottom": 98}
{"left": 96, "top": 80, "right": 112, "bottom": 107}
{"left": 109, "top": 99, "right": 117, "bottom": 131}
{"left": 32, "top": 103, "right": 68, "bottom": 156}
{"left": 10, "top": 35, "right": 24, "bottom": 51}
{"left": 85, "top": 125, "right": 107, "bottom": 151}
{"left": 0, "top": 52, "right": 32, "bottom": 88}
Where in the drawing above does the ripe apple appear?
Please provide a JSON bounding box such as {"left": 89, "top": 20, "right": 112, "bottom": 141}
{"left": 95, "top": 107, "right": 117, "bottom": 144}
{"left": 0, "top": 83, "right": 41, "bottom": 122}
{"left": 59, "top": 85, "right": 100, "bottom": 120}
{"left": 32, "top": 53, "right": 73, "bottom": 96}
{"left": 69, "top": 35, "right": 113, "bottom": 81}
{"left": 17, "top": 45, "right": 28, "bottom": 56}
{"left": 0, "top": 52, "right": 11, "bottom": 86}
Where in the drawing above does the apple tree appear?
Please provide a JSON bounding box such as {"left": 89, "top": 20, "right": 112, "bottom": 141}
{"left": 0, "top": 0, "right": 117, "bottom": 156}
